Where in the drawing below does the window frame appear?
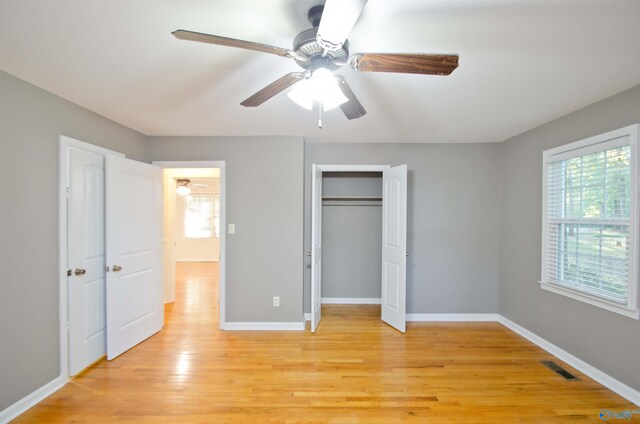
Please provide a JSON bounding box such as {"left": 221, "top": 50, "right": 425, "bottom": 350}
{"left": 540, "top": 124, "right": 640, "bottom": 319}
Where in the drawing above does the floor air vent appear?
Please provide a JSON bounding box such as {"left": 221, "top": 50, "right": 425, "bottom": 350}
{"left": 540, "top": 360, "right": 579, "bottom": 380}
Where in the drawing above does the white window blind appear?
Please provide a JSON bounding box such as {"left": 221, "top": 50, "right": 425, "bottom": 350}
{"left": 184, "top": 193, "right": 213, "bottom": 239}
{"left": 541, "top": 125, "right": 639, "bottom": 318}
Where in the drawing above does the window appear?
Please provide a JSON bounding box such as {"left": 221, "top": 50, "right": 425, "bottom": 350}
{"left": 541, "top": 125, "right": 639, "bottom": 319}
{"left": 184, "top": 194, "right": 213, "bottom": 239}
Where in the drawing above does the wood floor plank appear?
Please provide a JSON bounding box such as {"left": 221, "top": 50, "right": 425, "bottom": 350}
{"left": 12, "top": 262, "right": 638, "bottom": 423}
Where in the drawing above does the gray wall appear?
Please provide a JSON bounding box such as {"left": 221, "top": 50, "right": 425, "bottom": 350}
{"left": 322, "top": 173, "right": 382, "bottom": 299}
{"left": 499, "top": 84, "right": 640, "bottom": 391}
{"left": 147, "top": 136, "right": 304, "bottom": 323}
{"left": 304, "top": 143, "right": 501, "bottom": 314}
{"left": 0, "top": 71, "right": 147, "bottom": 411}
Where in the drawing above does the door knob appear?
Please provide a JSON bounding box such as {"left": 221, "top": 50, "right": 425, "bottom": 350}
{"left": 112, "top": 265, "right": 122, "bottom": 272}
{"left": 74, "top": 268, "right": 86, "bottom": 276}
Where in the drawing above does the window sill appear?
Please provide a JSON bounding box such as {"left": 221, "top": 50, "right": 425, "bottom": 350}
{"left": 539, "top": 282, "right": 639, "bottom": 320}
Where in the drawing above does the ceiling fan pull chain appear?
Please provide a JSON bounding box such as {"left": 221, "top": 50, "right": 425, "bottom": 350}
{"left": 318, "top": 100, "right": 323, "bottom": 129}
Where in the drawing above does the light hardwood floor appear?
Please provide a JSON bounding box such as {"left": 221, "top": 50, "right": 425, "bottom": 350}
{"left": 14, "top": 262, "right": 638, "bottom": 423}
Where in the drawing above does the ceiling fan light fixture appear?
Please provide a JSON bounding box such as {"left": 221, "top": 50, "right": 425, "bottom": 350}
{"left": 287, "top": 79, "right": 314, "bottom": 110}
{"left": 313, "top": 68, "right": 348, "bottom": 111}
{"left": 176, "top": 178, "right": 192, "bottom": 196}
{"left": 288, "top": 68, "right": 348, "bottom": 111}
{"left": 176, "top": 186, "right": 191, "bottom": 196}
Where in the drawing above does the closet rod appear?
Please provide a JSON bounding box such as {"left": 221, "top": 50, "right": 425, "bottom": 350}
{"left": 322, "top": 196, "right": 382, "bottom": 207}
{"left": 321, "top": 196, "right": 382, "bottom": 201}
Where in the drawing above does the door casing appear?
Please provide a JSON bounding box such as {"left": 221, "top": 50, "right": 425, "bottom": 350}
{"left": 311, "top": 164, "right": 396, "bottom": 331}
{"left": 153, "top": 161, "right": 227, "bottom": 329}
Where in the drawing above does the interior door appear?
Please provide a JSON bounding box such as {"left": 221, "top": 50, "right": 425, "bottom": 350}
{"left": 67, "top": 147, "right": 107, "bottom": 375}
{"left": 106, "top": 156, "right": 163, "bottom": 359}
{"left": 381, "top": 165, "right": 408, "bottom": 332}
{"left": 310, "top": 165, "right": 323, "bottom": 332}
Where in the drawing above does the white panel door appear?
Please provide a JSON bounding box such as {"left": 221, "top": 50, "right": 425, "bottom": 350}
{"left": 381, "top": 165, "right": 407, "bottom": 332}
{"left": 311, "top": 165, "right": 323, "bottom": 332}
{"left": 68, "top": 147, "right": 106, "bottom": 375}
{"left": 106, "top": 156, "right": 163, "bottom": 360}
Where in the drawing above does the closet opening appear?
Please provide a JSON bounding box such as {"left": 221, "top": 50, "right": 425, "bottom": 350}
{"left": 310, "top": 164, "right": 407, "bottom": 333}
{"left": 321, "top": 172, "right": 383, "bottom": 305}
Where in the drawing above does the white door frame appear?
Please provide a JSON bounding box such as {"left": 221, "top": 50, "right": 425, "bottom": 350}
{"left": 58, "top": 136, "right": 124, "bottom": 381}
{"left": 153, "top": 161, "right": 227, "bottom": 329}
{"left": 311, "top": 164, "right": 390, "bottom": 331}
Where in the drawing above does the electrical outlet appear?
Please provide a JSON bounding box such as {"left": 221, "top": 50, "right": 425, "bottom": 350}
{"left": 273, "top": 296, "right": 280, "bottom": 307}
{"left": 228, "top": 223, "right": 235, "bottom": 234}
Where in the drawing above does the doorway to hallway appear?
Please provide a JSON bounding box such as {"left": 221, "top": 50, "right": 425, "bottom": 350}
{"left": 165, "top": 262, "right": 220, "bottom": 329}
{"left": 154, "top": 160, "right": 226, "bottom": 328}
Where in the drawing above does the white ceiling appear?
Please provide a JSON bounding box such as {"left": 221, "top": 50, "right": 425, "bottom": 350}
{"left": 1, "top": 0, "right": 639, "bottom": 143}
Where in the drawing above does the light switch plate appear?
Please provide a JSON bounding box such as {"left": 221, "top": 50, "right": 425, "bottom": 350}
{"left": 228, "top": 223, "right": 235, "bottom": 234}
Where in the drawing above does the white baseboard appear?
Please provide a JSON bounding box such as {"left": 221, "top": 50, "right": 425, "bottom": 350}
{"left": 407, "top": 313, "right": 500, "bottom": 322}
{"left": 498, "top": 316, "right": 640, "bottom": 407}
{"left": 0, "top": 375, "right": 66, "bottom": 423}
{"left": 221, "top": 322, "right": 305, "bottom": 331}
{"left": 175, "top": 258, "right": 217, "bottom": 262}
{"left": 304, "top": 312, "right": 499, "bottom": 322}
{"left": 321, "top": 297, "right": 381, "bottom": 304}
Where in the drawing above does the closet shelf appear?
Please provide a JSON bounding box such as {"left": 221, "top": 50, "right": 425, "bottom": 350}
{"left": 322, "top": 196, "right": 382, "bottom": 206}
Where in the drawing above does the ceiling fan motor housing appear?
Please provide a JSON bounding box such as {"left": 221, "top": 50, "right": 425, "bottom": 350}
{"left": 292, "top": 6, "right": 349, "bottom": 71}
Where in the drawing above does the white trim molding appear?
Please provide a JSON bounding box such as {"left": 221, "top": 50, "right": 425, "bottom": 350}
{"left": 315, "top": 164, "right": 391, "bottom": 172}
{"left": 0, "top": 375, "right": 66, "bottom": 423}
{"left": 499, "top": 316, "right": 640, "bottom": 406}
{"left": 540, "top": 282, "right": 639, "bottom": 319}
{"left": 407, "top": 313, "right": 500, "bottom": 322}
{"left": 221, "top": 322, "right": 305, "bottom": 331}
{"left": 321, "top": 297, "right": 382, "bottom": 304}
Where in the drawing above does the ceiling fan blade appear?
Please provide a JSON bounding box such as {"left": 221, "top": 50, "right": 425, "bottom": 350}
{"left": 335, "top": 76, "right": 366, "bottom": 120}
{"left": 172, "top": 29, "right": 292, "bottom": 58}
{"left": 317, "top": 0, "right": 368, "bottom": 51}
{"left": 241, "top": 72, "right": 305, "bottom": 107}
{"left": 354, "top": 54, "right": 459, "bottom": 75}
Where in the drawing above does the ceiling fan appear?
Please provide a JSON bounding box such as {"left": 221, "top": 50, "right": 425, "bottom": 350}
{"left": 172, "top": 0, "right": 459, "bottom": 122}
{"left": 176, "top": 178, "right": 208, "bottom": 196}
